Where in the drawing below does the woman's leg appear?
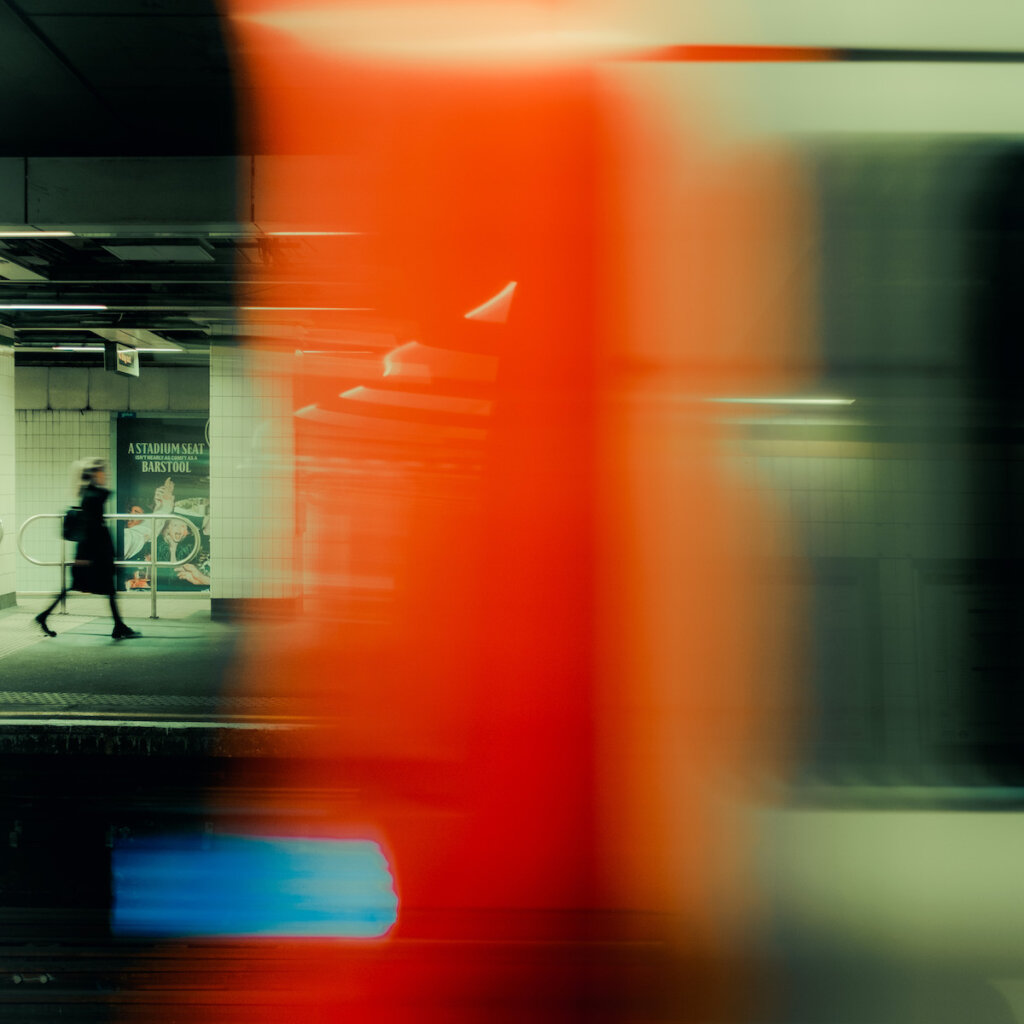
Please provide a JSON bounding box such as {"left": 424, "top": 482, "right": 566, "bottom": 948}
{"left": 35, "top": 590, "right": 66, "bottom": 635}
{"left": 108, "top": 592, "right": 126, "bottom": 630}
{"left": 109, "top": 591, "right": 140, "bottom": 639}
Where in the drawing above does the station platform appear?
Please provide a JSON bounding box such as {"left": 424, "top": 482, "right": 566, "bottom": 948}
{"left": 0, "top": 596, "right": 326, "bottom": 981}
{"left": 0, "top": 598, "right": 312, "bottom": 755}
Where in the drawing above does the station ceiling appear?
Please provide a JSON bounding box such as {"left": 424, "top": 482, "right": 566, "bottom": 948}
{"left": 0, "top": 0, "right": 308, "bottom": 369}
{"left": 0, "top": 0, "right": 235, "bottom": 157}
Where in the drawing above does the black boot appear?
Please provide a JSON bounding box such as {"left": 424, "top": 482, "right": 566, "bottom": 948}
{"left": 34, "top": 613, "right": 56, "bottom": 638}
{"left": 112, "top": 623, "right": 141, "bottom": 640}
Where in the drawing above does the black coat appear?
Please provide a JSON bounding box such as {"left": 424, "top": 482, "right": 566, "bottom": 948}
{"left": 71, "top": 484, "right": 116, "bottom": 596}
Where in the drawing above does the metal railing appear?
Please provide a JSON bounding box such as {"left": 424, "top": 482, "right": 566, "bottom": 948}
{"left": 17, "top": 512, "right": 204, "bottom": 619}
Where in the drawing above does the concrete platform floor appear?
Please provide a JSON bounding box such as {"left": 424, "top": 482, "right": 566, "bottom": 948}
{"left": 0, "top": 598, "right": 303, "bottom": 727}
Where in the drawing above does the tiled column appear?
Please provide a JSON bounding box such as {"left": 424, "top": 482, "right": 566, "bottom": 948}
{"left": 209, "top": 343, "right": 296, "bottom": 618}
{"left": 15, "top": 409, "right": 111, "bottom": 594}
{"left": 0, "top": 347, "right": 13, "bottom": 607}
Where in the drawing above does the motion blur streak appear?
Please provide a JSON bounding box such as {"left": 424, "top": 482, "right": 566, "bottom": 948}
{"left": 235, "top": 3, "right": 646, "bottom": 63}
{"left": 138, "top": 1, "right": 810, "bottom": 1020}
{"left": 595, "top": 68, "right": 811, "bottom": 1019}
{"left": 112, "top": 836, "right": 398, "bottom": 938}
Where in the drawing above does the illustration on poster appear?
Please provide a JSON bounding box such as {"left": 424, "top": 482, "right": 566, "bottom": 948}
{"left": 117, "top": 419, "right": 211, "bottom": 593}
{"left": 120, "top": 477, "right": 211, "bottom": 592}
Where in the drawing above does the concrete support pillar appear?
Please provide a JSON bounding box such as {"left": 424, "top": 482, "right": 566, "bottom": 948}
{"left": 209, "top": 343, "right": 296, "bottom": 619}
{"left": 0, "top": 347, "right": 13, "bottom": 607}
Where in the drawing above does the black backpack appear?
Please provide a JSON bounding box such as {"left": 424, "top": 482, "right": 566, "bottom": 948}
{"left": 62, "top": 507, "right": 84, "bottom": 543}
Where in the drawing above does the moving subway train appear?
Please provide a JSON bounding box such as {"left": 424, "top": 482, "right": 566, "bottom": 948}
{"left": 5, "top": 1, "right": 1024, "bottom": 1022}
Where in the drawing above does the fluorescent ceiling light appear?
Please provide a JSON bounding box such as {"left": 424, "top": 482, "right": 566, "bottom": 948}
{"left": 0, "top": 230, "right": 74, "bottom": 238}
{"left": 710, "top": 396, "right": 855, "bottom": 406}
{"left": 51, "top": 345, "right": 176, "bottom": 353}
{"left": 51, "top": 345, "right": 180, "bottom": 354}
{"left": 0, "top": 303, "right": 107, "bottom": 310}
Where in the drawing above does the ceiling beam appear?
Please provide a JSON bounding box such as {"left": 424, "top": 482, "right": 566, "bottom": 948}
{"left": 90, "top": 327, "right": 183, "bottom": 351}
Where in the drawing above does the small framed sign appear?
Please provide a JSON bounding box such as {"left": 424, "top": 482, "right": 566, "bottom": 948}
{"left": 105, "top": 341, "right": 140, "bottom": 377}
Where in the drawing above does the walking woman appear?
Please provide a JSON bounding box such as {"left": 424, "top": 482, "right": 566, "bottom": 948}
{"left": 35, "top": 457, "right": 141, "bottom": 640}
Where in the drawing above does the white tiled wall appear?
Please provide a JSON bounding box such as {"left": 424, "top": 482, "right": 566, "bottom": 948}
{"left": 15, "top": 410, "right": 111, "bottom": 593}
{"left": 0, "top": 349, "right": 15, "bottom": 602}
{"left": 209, "top": 345, "right": 294, "bottom": 600}
{"left": 14, "top": 366, "right": 210, "bottom": 412}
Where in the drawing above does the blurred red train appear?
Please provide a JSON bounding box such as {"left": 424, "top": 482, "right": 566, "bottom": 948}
{"left": 125, "top": 4, "right": 811, "bottom": 1021}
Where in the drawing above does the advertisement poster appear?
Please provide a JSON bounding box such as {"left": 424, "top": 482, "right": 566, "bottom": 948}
{"left": 115, "top": 417, "right": 211, "bottom": 593}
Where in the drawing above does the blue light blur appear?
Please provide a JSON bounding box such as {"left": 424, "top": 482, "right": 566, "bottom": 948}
{"left": 112, "top": 835, "right": 398, "bottom": 938}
